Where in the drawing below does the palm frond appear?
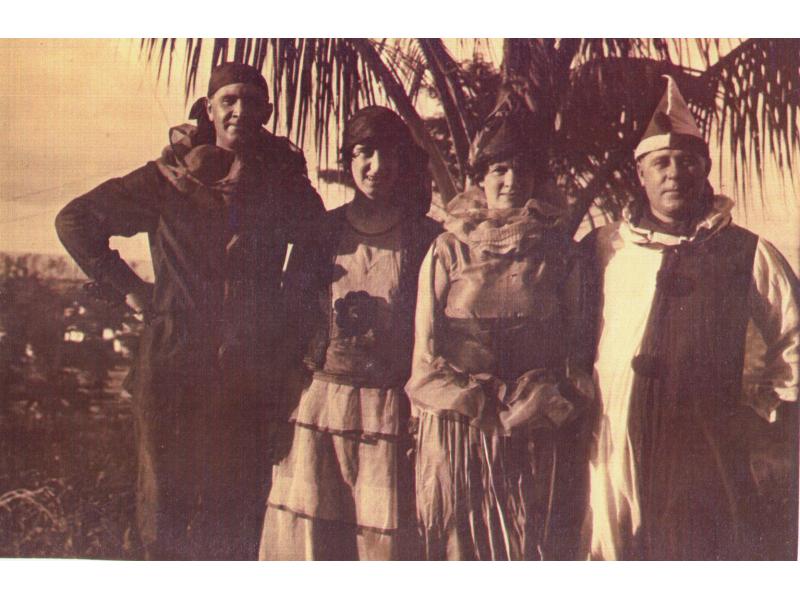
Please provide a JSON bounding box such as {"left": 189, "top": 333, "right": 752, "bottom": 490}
{"left": 701, "top": 38, "right": 800, "bottom": 200}
{"left": 140, "top": 38, "right": 800, "bottom": 219}
{"left": 379, "top": 39, "right": 431, "bottom": 104}
{"left": 418, "top": 38, "right": 473, "bottom": 185}
{"left": 571, "top": 38, "right": 671, "bottom": 69}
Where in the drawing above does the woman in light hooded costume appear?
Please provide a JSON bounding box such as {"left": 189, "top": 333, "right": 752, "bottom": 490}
{"left": 406, "top": 91, "right": 594, "bottom": 560}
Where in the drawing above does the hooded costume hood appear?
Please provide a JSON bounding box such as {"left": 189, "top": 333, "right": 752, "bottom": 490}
{"left": 155, "top": 123, "right": 308, "bottom": 210}
{"left": 186, "top": 62, "right": 272, "bottom": 147}
{"left": 468, "top": 87, "right": 545, "bottom": 180}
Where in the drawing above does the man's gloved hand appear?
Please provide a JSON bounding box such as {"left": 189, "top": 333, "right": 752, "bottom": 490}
{"left": 124, "top": 282, "right": 155, "bottom": 321}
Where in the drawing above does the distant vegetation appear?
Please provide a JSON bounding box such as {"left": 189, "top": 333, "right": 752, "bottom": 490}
{"left": 0, "top": 253, "right": 142, "bottom": 558}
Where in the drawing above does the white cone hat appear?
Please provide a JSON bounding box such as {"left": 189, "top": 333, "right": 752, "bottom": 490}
{"left": 634, "top": 75, "right": 706, "bottom": 160}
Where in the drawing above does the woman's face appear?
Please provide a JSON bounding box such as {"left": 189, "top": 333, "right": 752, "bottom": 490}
{"left": 480, "top": 158, "right": 536, "bottom": 210}
{"left": 350, "top": 142, "right": 401, "bottom": 202}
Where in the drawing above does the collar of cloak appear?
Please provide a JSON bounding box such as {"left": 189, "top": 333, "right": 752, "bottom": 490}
{"left": 620, "top": 190, "right": 734, "bottom": 250}
{"left": 443, "top": 186, "right": 566, "bottom": 257}
{"left": 155, "top": 123, "right": 289, "bottom": 208}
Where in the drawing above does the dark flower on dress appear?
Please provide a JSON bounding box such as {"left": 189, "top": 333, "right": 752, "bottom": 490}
{"left": 334, "top": 290, "right": 378, "bottom": 337}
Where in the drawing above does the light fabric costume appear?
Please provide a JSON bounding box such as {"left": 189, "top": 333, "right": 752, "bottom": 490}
{"left": 583, "top": 75, "right": 799, "bottom": 560}
{"left": 262, "top": 223, "right": 411, "bottom": 559}
{"left": 407, "top": 190, "right": 592, "bottom": 560}
{"left": 258, "top": 106, "right": 440, "bottom": 561}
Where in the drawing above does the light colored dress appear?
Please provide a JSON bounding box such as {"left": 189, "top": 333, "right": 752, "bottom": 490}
{"left": 260, "top": 223, "right": 418, "bottom": 560}
{"left": 406, "top": 193, "right": 590, "bottom": 560}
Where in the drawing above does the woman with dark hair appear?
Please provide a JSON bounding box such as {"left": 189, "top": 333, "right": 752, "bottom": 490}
{"left": 405, "top": 92, "right": 594, "bottom": 560}
{"left": 259, "top": 106, "right": 441, "bottom": 560}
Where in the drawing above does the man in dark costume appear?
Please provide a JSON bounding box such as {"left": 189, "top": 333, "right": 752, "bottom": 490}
{"left": 56, "top": 62, "right": 324, "bottom": 559}
{"left": 582, "top": 75, "right": 799, "bottom": 560}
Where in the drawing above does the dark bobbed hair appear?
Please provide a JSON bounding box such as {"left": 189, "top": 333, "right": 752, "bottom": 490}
{"left": 340, "top": 106, "right": 432, "bottom": 217}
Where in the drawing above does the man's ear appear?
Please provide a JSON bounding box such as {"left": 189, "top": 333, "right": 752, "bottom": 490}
{"left": 635, "top": 159, "right": 646, "bottom": 186}
{"left": 262, "top": 102, "right": 274, "bottom": 125}
{"left": 702, "top": 156, "right": 712, "bottom": 177}
{"left": 206, "top": 96, "right": 214, "bottom": 122}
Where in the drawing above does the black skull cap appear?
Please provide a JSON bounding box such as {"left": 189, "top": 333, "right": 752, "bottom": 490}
{"left": 207, "top": 62, "right": 269, "bottom": 99}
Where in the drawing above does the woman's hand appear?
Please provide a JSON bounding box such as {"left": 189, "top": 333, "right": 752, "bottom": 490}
{"left": 566, "top": 369, "right": 596, "bottom": 403}
{"left": 499, "top": 372, "right": 576, "bottom": 432}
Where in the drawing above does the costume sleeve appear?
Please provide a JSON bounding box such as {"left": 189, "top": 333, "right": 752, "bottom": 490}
{"left": 742, "top": 238, "right": 800, "bottom": 422}
{"left": 404, "top": 238, "right": 504, "bottom": 425}
{"left": 285, "top": 179, "right": 325, "bottom": 244}
{"left": 276, "top": 146, "right": 326, "bottom": 245}
{"left": 55, "top": 163, "right": 162, "bottom": 299}
{"left": 282, "top": 220, "right": 328, "bottom": 363}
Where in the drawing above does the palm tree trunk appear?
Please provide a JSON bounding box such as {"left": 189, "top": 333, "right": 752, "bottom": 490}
{"left": 418, "top": 38, "right": 473, "bottom": 188}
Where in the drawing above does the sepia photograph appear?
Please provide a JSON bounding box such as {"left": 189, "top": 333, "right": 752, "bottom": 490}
{"left": 1, "top": 29, "right": 798, "bottom": 574}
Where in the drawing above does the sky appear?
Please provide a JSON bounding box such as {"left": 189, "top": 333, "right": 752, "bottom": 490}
{"left": 1, "top": 38, "right": 798, "bottom": 275}
{"left": 1, "top": 39, "right": 190, "bottom": 266}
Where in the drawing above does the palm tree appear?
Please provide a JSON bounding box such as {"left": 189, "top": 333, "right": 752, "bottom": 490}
{"left": 142, "top": 38, "right": 800, "bottom": 234}
{"left": 500, "top": 39, "right": 800, "bottom": 233}
{"left": 143, "top": 38, "right": 463, "bottom": 201}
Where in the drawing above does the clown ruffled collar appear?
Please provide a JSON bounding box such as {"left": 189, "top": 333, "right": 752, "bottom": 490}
{"left": 620, "top": 192, "right": 734, "bottom": 249}
{"left": 443, "top": 187, "right": 566, "bottom": 256}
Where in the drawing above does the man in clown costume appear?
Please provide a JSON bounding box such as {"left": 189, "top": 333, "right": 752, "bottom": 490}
{"left": 581, "top": 75, "right": 799, "bottom": 560}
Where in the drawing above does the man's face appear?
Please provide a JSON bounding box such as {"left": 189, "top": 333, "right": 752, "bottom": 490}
{"left": 206, "top": 83, "right": 272, "bottom": 151}
{"left": 480, "top": 158, "right": 536, "bottom": 210}
{"left": 636, "top": 148, "right": 709, "bottom": 223}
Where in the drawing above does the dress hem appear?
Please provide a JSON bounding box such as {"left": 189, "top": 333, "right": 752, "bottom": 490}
{"left": 266, "top": 502, "right": 402, "bottom": 536}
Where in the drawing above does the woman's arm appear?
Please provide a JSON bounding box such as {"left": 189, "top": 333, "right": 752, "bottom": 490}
{"left": 499, "top": 247, "right": 595, "bottom": 432}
